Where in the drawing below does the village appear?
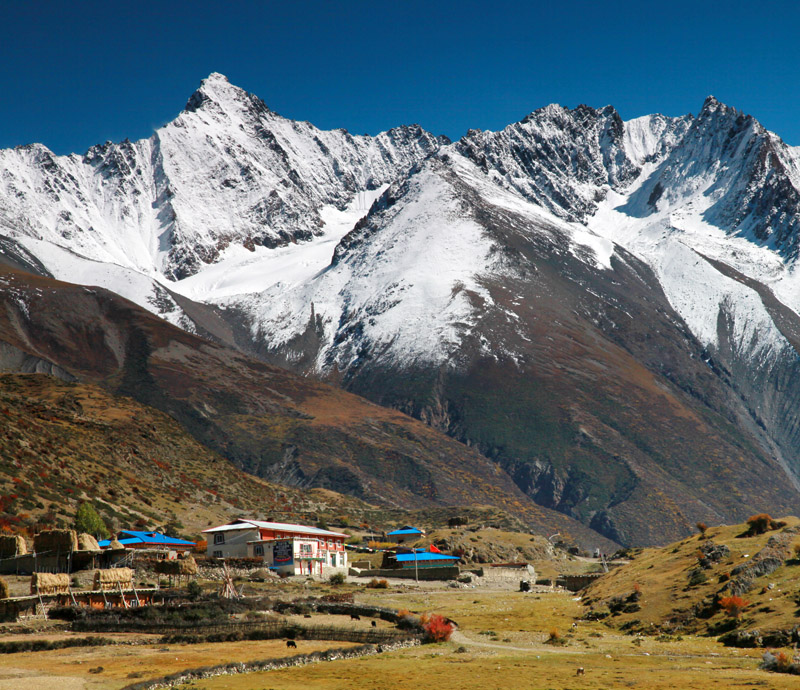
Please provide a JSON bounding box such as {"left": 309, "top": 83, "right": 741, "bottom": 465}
{"left": 0, "top": 512, "right": 795, "bottom": 688}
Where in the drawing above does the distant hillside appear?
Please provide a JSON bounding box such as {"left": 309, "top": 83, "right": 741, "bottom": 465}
{"left": 0, "top": 265, "right": 613, "bottom": 549}
{"left": 0, "top": 373, "right": 378, "bottom": 538}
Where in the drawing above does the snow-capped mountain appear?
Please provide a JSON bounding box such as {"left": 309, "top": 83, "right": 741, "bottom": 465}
{"left": 4, "top": 74, "right": 800, "bottom": 545}
{"left": 0, "top": 72, "right": 442, "bottom": 327}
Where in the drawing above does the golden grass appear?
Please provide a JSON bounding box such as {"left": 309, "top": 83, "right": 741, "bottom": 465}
{"left": 0, "top": 638, "right": 356, "bottom": 689}
{"left": 584, "top": 516, "right": 800, "bottom": 633}
{"left": 191, "top": 589, "right": 798, "bottom": 690}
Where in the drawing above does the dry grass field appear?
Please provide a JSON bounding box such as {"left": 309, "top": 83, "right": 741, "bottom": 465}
{"left": 191, "top": 589, "right": 794, "bottom": 690}
{"left": 0, "top": 637, "right": 357, "bottom": 690}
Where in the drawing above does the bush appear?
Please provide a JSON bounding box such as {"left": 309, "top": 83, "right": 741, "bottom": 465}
{"left": 186, "top": 580, "right": 202, "bottom": 600}
{"left": 761, "top": 650, "right": 800, "bottom": 675}
{"left": 366, "top": 578, "right": 388, "bottom": 589}
{"left": 696, "top": 522, "right": 708, "bottom": 536}
{"left": 745, "top": 513, "right": 779, "bottom": 536}
{"left": 719, "top": 595, "right": 749, "bottom": 619}
{"left": 328, "top": 572, "right": 346, "bottom": 586}
{"left": 422, "top": 614, "right": 453, "bottom": 642}
{"left": 687, "top": 568, "right": 707, "bottom": 587}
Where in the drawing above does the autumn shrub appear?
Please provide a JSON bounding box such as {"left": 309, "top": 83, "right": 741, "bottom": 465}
{"left": 545, "top": 628, "right": 567, "bottom": 645}
{"left": 745, "top": 513, "right": 780, "bottom": 536}
{"left": 422, "top": 614, "right": 453, "bottom": 643}
{"left": 366, "top": 578, "right": 388, "bottom": 589}
{"left": 719, "top": 595, "right": 749, "bottom": 619}
{"left": 367, "top": 541, "right": 396, "bottom": 550}
{"left": 696, "top": 522, "right": 708, "bottom": 537}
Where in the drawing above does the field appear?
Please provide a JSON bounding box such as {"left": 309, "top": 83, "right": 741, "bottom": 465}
{"left": 2, "top": 583, "right": 791, "bottom": 690}
{"left": 190, "top": 588, "right": 793, "bottom": 690}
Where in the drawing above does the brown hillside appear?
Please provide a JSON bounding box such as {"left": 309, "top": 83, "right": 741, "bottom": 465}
{"left": 0, "top": 266, "right": 613, "bottom": 549}
{"left": 0, "top": 373, "right": 373, "bottom": 537}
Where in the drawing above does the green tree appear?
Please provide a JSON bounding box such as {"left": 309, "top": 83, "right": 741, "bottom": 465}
{"left": 74, "top": 503, "right": 109, "bottom": 539}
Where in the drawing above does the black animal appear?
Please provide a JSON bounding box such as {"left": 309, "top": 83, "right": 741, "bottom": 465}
{"left": 304, "top": 613, "right": 313, "bottom": 618}
{"left": 376, "top": 645, "right": 384, "bottom": 653}
{"left": 286, "top": 640, "right": 297, "bottom": 648}
{"left": 350, "top": 613, "right": 361, "bottom": 620}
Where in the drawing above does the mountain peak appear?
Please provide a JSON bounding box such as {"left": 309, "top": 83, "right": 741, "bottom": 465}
{"left": 698, "top": 95, "right": 737, "bottom": 119}
{"left": 184, "top": 72, "right": 249, "bottom": 114}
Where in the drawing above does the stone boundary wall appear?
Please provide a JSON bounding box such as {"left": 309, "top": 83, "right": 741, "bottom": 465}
{"left": 121, "top": 638, "right": 421, "bottom": 690}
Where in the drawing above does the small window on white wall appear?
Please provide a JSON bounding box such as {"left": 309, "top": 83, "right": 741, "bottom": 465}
{"left": 213, "top": 550, "right": 223, "bottom": 558}
{"left": 214, "top": 533, "right": 225, "bottom": 544}
{"left": 254, "top": 545, "right": 264, "bottom": 556}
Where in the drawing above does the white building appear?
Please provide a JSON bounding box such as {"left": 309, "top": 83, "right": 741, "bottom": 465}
{"left": 202, "top": 519, "right": 348, "bottom": 576}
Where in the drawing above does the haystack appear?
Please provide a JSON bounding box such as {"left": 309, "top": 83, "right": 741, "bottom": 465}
{"left": 31, "top": 572, "right": 70, "bottom": 595}
{"left": 0, "top": 577, "right": 8, "bottom": 600}
{"left": 77, "top": 533, "right": 101, "bottom": 552}
{"left": 33, "top": 529, "right": 78, "bottom": 554}
{"left": 93, "top": 567, "right": 133, "bottom": 591}
{"left": 108, "top": 538, "right": 125, "bottom": 551}
{"left": 0, "top": 535, "right": 27, "bottom": 558}
{"left": 154, "top": 556, "right": 198, "bottom": 576}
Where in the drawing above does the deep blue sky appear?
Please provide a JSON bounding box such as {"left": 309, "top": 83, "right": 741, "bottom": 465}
{"left": 2, "top": 1, "right": 799, "bottom": 154}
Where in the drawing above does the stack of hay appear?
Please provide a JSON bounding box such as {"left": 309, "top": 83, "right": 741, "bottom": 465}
{"left": 77, "top": 534, "right": 102, "bottom": 552}
{"left": 93, "top": 567, "right": 133, "bottom": 591}
{"left": 33, "top": 529, "right": 78, "bottom": 554}
{"left": 108, "top": 538, "right": 125, "bottom": 551}
{"left": 154, "top": 556, "right": 198, "bottom": 577}
{"left": 0, "top": 535, "right": 27, "bottom": 559}
{"left": 0, "top": 577, "right": 8, "bottom": 600}
{"left": 31, "top": 572, "right": 70, "bottom": 595}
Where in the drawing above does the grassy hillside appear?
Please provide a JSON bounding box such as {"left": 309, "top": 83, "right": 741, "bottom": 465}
{"left": 0, "top": 373, "right": 371, "bottom": 538}
{"left": 583, "top": 516, "right": 800, "bottom": 642}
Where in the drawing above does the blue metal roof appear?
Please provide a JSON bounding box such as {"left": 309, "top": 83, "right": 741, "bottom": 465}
{"left": 394, "top": 551, "right": 459, "bottom": 562}
{"left": 387, "top": 527, "right": 423, "bottom": 535}
{"left": 97, "top": 531, "right": 195, "bottom": 548}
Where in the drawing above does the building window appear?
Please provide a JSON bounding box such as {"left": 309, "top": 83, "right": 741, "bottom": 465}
{"left": 213, "top": 550, "right": 223, "bottom": 558}
{"left": 214, "top": 533, "right": 225, "bottom": 545}
{"left": 331, "top": 553, "right": 337, "bottom": 567}
{"left": 254, "top": 545, "right": 264, "bottom": 556}
{"left": 300, "top": 543, "right": 312, "bottom": 555}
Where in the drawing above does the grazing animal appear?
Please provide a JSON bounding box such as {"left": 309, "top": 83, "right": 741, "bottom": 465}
{"left": 304, "top": 613, "right": 312, "bottom": 618}
{"left": 376, "top": 645, "right": 384, "bottom": 653}
{"left": 571, "top": 622, "right": 578, "bottom": 629}
{"left": 576, "top": 667, "right": 585, "bottom": 676}
{"left": 371, "top": 620, "right": 377, "bottom": 627}
{"left": 350, "top": 614, "right": 361, "bottom": 621}
{"left": 286, "top": 640, "right": 297, "bottom": 648}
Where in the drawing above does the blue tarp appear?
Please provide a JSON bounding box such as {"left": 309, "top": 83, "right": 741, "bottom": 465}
{"left": 387, "top": 528, "right": 423, "bottom": 536}
{"left": 394, "top": 551, "right": 459, "bottom": 562}
{"left": 97, "top": 530, "right": 195, "bottom": 548}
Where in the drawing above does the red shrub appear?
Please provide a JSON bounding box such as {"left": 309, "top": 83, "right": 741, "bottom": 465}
{"left": 719, "top": 595, "right": 749, "bottom": 619}
{"left": 423, "top": 613, "right": 454, "bottom": 643}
